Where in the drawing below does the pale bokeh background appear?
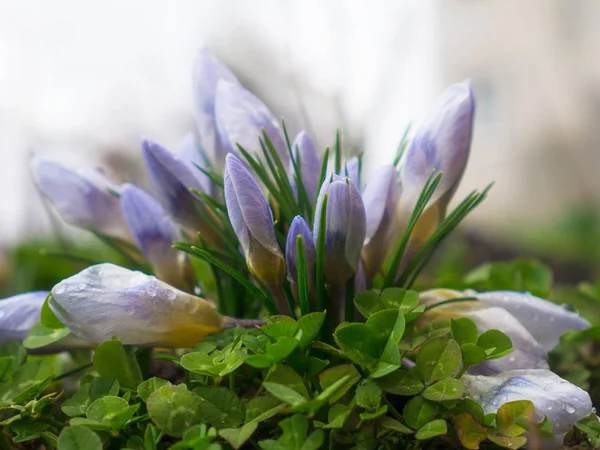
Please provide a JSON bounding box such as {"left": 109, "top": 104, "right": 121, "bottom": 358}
{"left": 1, "top": 0, "right": 599, "bottom": 246}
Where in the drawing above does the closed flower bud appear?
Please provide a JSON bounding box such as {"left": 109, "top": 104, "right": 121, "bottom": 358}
{"left": 313, "top": 175, "right": 366, "bottom": 288}
{"left": 285, "top": 216, "right": 316, "bottom": 300}
{"left": 49, "top": 264, "right": 223, "bottom": 348}
{"left": 31, "top": 159, "right": 130, "bottom": 241}
{"left": 290, "top": 131, "right": 321, "bottom": 206}
{"left": 224, "top": 154, "right": 287, "bottom": 312}
{"left": 400, "top": 80, "right": 475, "bottom": 248}
{"left": 361, "top": 165, "right": 400, "bottom": 279}
{"left": 120, "top": 184, "right": 196, "bottom": 292}
{"left": 142, "top": 139, "right": 219, "bottom": 243}
{"left": 193, "top": 48, "right": 239, "bottom": 168}
{"left": 215, "top": 80, "right": 288, "bottom": 166}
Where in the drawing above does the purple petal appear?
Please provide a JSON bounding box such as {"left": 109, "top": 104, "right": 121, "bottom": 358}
{"left": 193, "top": 48, "right": 239, "bottom": 167}
{"left": 224, "top": 154, "right": 280, "bottom": 255}
{"left": 0, "top": 291, "right": 47, "bottom": 343}
{"left": 290, "top": 131, "right": 321, "bottom": 205}
{"left": 215, "top": 80, "right": 288, "bottom": 165}
{"left": 285, "top": 216, "right": 316, "bottom": 286}
{"left": 31, "top": 159, "right": 129, "bottom": 240}
{"left": 120, "top": 184, "right": 179, "bottom": 267}
{"left": 362, "top": 165, "right": 399, "bottom": 242}
{"left": 142, "top": 139, "right": 207, "bottom": 231}
{"left": 401, "top": 80, "right": 475, "bottom": 208}
{"left": 178, "top": 133, "right": 213, "bottom": 193}
{"left": 344, "top": 157, "right": 361, "bottom": 189}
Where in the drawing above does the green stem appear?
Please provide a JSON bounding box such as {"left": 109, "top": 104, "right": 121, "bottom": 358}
{"left": 52, "top": 362, "right": 93, "bottom": 381}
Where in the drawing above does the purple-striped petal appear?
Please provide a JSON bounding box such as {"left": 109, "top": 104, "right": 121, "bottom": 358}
{"left": 401, "top": 80, "right": 475, "bottom": 210}
{"left": 361, "top": 165, "right": 400, "bottom": 279}
{"left": 142, "top": 139, "right": 207, "bottom": 233}
{"left": 193, "top": 48, "right": 239, "bottom": 168}
{"left": 0, "top": 291, "right": 47, "bottom": 343}
{"left": 215, "top": 80, "right": 288, "bottom": 166}
{"left": 290, "top": 131, "right": 321, "bottom": 205}
{"left": 285, "top": 216, "right": 316, "bottom": 290}
{"left": 32, "top": 159, "right": 130, "bottom": 241}
{"left": 224, "top": 154, "right": 285, "bottom": 294}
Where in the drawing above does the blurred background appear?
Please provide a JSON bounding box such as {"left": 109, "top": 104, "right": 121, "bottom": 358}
{"left": 1, "top": 0, "right": 600, "bottom": 295}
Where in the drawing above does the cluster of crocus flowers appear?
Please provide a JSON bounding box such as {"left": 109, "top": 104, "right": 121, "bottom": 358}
{"left": 0, "top": 47, "right": 593, "bottom": 441}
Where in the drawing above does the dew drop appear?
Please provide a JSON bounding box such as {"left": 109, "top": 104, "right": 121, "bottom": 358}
{"left": 77, "top": 283, "right": 87, "bottom": 291}
{"left": 166, "top": 290, "right": 176, "bottom": 300}
{"left": 508, "top": 355, "right": 516, "bottom": 363}
{"left": 547, "top": 405, "right": 553, "bottom": 411}
{"left": 148, "top": 289, "right": 157, "bottom": 298}
{"left": 566, "top": 406, "right": 575, "bottom": 414}
{"left": 592, "top": 407, "right": 597, "bottom": 414}
{"left": 54, "top": 283, "right": 67, "bottom": 294}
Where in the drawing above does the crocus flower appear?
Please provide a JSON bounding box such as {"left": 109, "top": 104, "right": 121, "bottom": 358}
{"left": 399, "top": 80, "right": 475, "bottom": 249}
{"left": 192, "top": 48, "right": 239, "bottom": 168}
{"left": 31, "top": 159, "right": 130, "bottom": 241}
{"left": 224, "top": 154, "right": 287, "bottom": 313}
{"left": 120, "top": 184, "right": 196, "bottom": 292}
{"left": 313, "top": 175, "right": 366, "bottom": 289}
{"left": 344, "top": 157, "right": 361, "bottom": 189}
{"left": 361, "top": 165, "right": 401, "bottom": 280}
{"left": 463, "top": 369, "right": 593, "bottom": 448}
{"left": 290, "top": 131, "right": 321, "bottom": 206}
{"left": 0, "top": 291, "right": 91, "bottom": 350}
{"left": 178, "top": 133, "right": 213, "bottom": 193}
{"left": 418, "top": 289, "right": 590, "bottom": 375}
{"left": 473, "top": 290, "right": 590, "bottom": 352}
{"left": 215, "top": 80, "right": 289, "bottom": 166}
{"left": 0, "top": 291, "right": 52, "bottom": 344}
{"left": 142, "top": 139, "right": 219, "bottom": 243}
{"left": 285, "top": 216, "right": 316, "bottom": 301}
{"left": 49, "top": 263, "right": 223, "bottom": 347}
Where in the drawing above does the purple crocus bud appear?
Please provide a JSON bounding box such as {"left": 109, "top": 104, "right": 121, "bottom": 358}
{"left": 399, "top": 81, "right": 475, "bottom": 247}
{"left": 215, "top": 80, "right": 289, "bottom": 166}
{"left": 224, "top": 154, "right": 287, "bottom": 312}
{"left": 50, "top": 264, "right": 223, "bottom": 348}
{"left": 290, "top": 131, "right": 321, "bottom": 205}
{"left": 120, "top": 184, "right": 196, "bottom": 292}
{"left": 31, "top": 159, "right": 130, "bottom": 241}
{"left": 285, "top": 216, "right": 316, "bottom": 301}
{"left": 361, "top": 165, "right": 401, "bottom": 279}
{"left": 313, "top": 175, "right": 367, "bottom": 289}
{"left": 142, "top": 139, "right": 219, "bottom": 243}
{"left": 193, "top": 48, "right": 239, "bottom": 169}
{"left": 0, "top": 291, "right": 92, "bottom": 351}
{"left": 344, "top": 157, "right": 361, "bottom": 189}
{"left": 178, "top": 133, "right": 213, "bottom": 194}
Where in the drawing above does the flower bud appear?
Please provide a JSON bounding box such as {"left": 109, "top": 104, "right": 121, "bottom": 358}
{"left": 215, "top": 80, "right": 288, "bottom": 166}
{"left": 224, "top": 154, "right": 287, "bottom": 311}
{"left": 400, "top": 80, "right": 475, "bottom": 248}
{"left": 285, "top": 216, "right": 316, "bottom": 300}
{"left": 193, "top": 48, "right": 239, "bottom": 168}
{"left": 31, "top": 159, "right": 130, "bottom": 241}
{"left": 313, "top": 175, "right": 366, "bottom": 288}
{"left": 361, "top": 165, "right": 400, "bottom": 279}
{"left": 50, "top": 264, "right": 223, "bottom": 347}
{"left": 142, "top": 139, "right": 219, "bottom": 243}
{"left": 290, "top": 131, "right": 321, "bottom": 205}
{"left": 120, "top": 184, "right": 196, "bottom": 292}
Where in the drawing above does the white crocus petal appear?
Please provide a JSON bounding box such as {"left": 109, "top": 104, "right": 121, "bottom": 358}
{"left": 473, "top": 290, "right": 591, "bottom": 352}
{"left": 418, "top": 290, "right": 548, "bottom": 374}
{"left": 49, "top": 264, "right": 223, "bottom": 348}
{"left": 463, "top": 370, "right": 592, "bottom": 440}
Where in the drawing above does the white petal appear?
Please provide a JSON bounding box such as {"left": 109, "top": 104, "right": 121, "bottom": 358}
{"left": 475, "top": 291, "right": 591, "bottom": 352}
{"left": 49, "top": 264, "right": 223, "bottom": 347}
{"left": 463, "top": 369, "right": 592, "bottom": 436}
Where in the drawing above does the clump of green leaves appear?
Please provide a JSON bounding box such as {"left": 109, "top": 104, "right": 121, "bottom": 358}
{"left": 0, "top": 287, "right": 560, "bottom": 449}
